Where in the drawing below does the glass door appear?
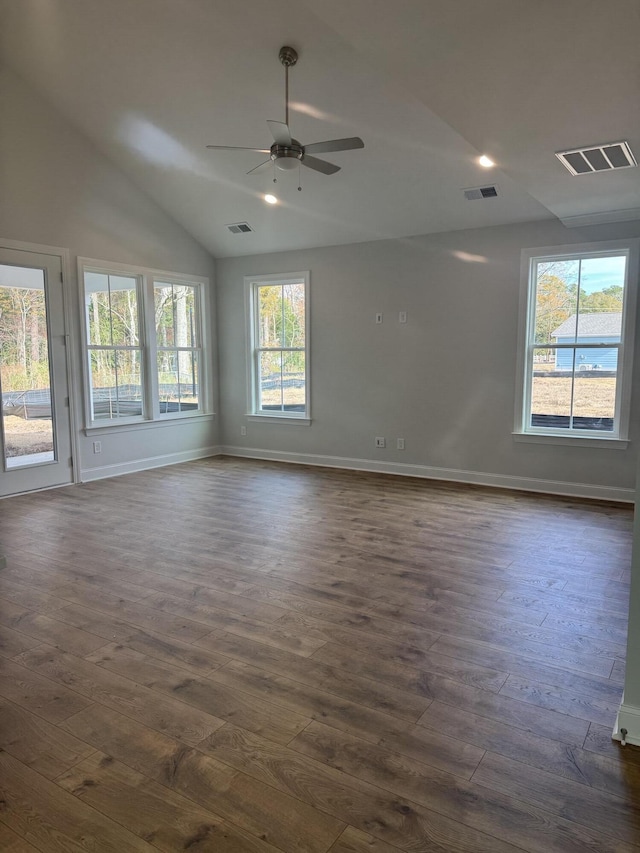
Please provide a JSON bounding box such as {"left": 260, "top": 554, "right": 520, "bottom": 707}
{"left": 0, "top": 247, "right": 73, "bottom": 496}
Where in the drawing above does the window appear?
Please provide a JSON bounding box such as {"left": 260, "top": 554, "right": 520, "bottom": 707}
{"left": 81, "top": 260, "right": 208, "bottom": 427}
{"left": 154, "top": 282, "right": 201, "bottom": 415}
{"left": 85, "top": 271, "right": 143, "bottom": 420}
{"left": 246, "top": 272, "right": 309, "bottom": 421}
{"left": 517, "top": 241, "right": 638, "bottom": 442}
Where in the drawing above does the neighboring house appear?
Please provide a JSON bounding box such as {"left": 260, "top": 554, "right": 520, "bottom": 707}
{"left": 551, "top": 311, "right": 622, "bottom": 370}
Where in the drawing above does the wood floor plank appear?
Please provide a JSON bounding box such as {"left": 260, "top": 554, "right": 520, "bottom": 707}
{"left": 127, "top": 565, "right": 257, "bottom": 598}
{"left": 14, "top": 645, "right": 225, "bottom": 746}
{"left": 429, "top": 634, "right": 623, "bottom": 705}
{"left": 499, "top": 584, "right": 630, "bottom": 618}
{"left": 291, "top": 720, "right": 637, "bottom": 853}
{"left": 197, "top": 632, "right": 430, "bottom": 722}
{"left": 141, "top": 585, "right": 289, "bottom": 624}
{"left": 0, "top": 577, "right": 69, "bottom": 613}
{"left": 142, "top": 591, "right": 328, "bottom": 657}
{"left": 499, "top": 673, "right": 620, "bottom": 727}
{"left": 583, "top": 723, "right": 640, "bottom": 768}
{"left": 420, "top": 700, "right": 640, "bottom": 801}
{"left": 0, "top": 750, "right": 156, "bottom": 852}
{"left": 471, "top": 751, "right": 640, "bottom": 846}
{"left": 86, "top": 641, "right": 311, "bottom": 744}
{"left": 0, "top": 623, "right": 41, "bottom": 659}
{"left": 311, "top": 640, "right": 508, "bottom": 695}
{"left": 368, "top": 602, "right": 619, "bottom": 677}
{"left": 49, "top": 603, "right": 231, "bottom": 674}
{"left": 257, "top": 566, "right": 518, "bottom": 625}
{"left": 271, "top": 609, "right": 445, "bottom": 666}
{"left": 0, "top": 657, "right": 93, "bottom": 723}
{"left": 408, "top": 679, "right": 591, "bottom": 748}
{"left": 0, "top": 606, "right": 108, "bottom": 657}
{"left": 611, "top": 659, "right": 627, "bottom": 685}
{"left": 541, "top": 611, "right": 629, "bottom": 646}
{"left": 56, "top": 751, "right": 286, "bottom": 853}
{"left": 244, "top": 585, "right": 441, "bottom": 650}
{"left": 61, "top": 703, "right": 345, "bottom": 853}
{"left": 0, "top": 695, "right": 96, "bottom": 779}
{"left": 329, "top": 826, "right": 402, "bottom": 853}
{"left": 0, "top": 823, "right": 42, "bottom": 852}
{"left": 54, "top": 595, "right": 215, "bottom": 642}
{"left": 202, "top": 722, "right": 522, "bottom": 853}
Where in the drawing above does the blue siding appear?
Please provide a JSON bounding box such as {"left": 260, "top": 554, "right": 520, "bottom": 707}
{"left": 555, "top": 335, "right": 619, "bottom": 370}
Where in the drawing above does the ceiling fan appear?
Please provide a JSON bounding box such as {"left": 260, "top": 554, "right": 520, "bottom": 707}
{"left": 206, "top": 46, "right": 364, "bottom": 177}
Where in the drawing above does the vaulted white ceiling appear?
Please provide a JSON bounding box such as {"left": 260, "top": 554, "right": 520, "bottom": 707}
{"left": 2, "top": 0, "right": 639, "bottom": 257}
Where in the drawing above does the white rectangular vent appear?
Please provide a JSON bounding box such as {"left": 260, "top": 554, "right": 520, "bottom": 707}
{"left": 226, "top": 222, "right": 253, "bottom": 234}
{"left": 463, "top": 185, "right": 498, "bottom": 201}
{"left": 556, "top": 141, "right": 637, "bottom": 175}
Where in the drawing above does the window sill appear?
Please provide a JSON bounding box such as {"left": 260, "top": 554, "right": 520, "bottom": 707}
{"left": 513, "top": 431, "right": 628, "bottom": 450}
{"left": 85, "top": 413, "right": 215, "bottom": 436}
{"left": 246, "top": 414, "right": 311, "bottom": 426}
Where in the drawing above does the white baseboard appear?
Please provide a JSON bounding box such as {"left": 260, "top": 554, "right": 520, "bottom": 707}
{"left": 80, "top": 445, "right": 222, "bottom": 482}
{"left": 613, "top": 698, "right": 640, "bottom": 748}
{"left": 220, "top": 445, "right": 634, "bottom": 503}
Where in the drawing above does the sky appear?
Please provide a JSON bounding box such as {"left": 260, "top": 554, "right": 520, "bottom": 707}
{"left": 538, "top": 253, "right": 626, "bottom": 298}
{"left": 578, "top": 254, "right": 626, "bottom": 296}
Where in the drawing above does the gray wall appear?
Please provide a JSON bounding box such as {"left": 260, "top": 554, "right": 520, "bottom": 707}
{"left": 0, "top": 68, "right": 219, "bottom": 478}
{"left": 217, "top": 218, "right": 640, "bottom": 499}
{"left": 2, "top": 63, "right": 638, "bottom": 499}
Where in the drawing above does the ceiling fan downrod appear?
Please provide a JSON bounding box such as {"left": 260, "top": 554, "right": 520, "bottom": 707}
{"left": 278, "top": 46, "right": 298, "bottom": 127}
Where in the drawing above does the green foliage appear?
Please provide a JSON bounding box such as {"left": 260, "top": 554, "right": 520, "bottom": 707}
{"left": 535, "top": 264, "right": 624, "bottom": 346}
{"left": 580, "top": 285, "right": 624, "bottom": 313}
{"left": 258, "top": 283, "right": 305, "bottom": 349}
{"left": 534, "top": 273, "right": 577, "bottom": 345}
{"left": 0, "top": 286, "right": 49, "bottom": 391}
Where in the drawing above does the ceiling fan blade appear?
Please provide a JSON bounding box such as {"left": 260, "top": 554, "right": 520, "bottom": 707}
{"left": 267, "top": 120, "right": 292, "bottom": 146}
{"left": 303, "top": 137, "right": 364, "bottom": 155}
{"left": 206, "top": 145, "right": 271, "bottom": 152}
{"left": 246, "top": 159, "right": 273, "bottom": 176}
{"left": 301, "top": 154, "right": 341, "bottom": 175}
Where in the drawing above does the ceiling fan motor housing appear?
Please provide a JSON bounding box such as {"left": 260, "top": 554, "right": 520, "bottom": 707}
{"left": 272, "top": 142, "right": 303, "bottom": 170}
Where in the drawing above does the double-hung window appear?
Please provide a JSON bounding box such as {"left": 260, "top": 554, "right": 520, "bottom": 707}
{"left": 81, "top": 259, "right": 208, "bottom": 427}
{"left": 517, "top": 240, "right": 638, "bottom": 442}
{"left": 246, "top": 272, "right": 310, "bottom": 422}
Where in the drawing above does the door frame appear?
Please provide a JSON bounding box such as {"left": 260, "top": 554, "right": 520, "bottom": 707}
{"left": 0, "top": 237, "right": 79, "bottom": 489}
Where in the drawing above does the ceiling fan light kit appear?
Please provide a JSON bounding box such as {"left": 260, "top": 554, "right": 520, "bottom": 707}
{"left": 206, "top": 46, "right": 364, "bottom": 185}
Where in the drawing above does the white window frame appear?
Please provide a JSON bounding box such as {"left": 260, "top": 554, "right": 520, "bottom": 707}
{"left": 79, "top": 258, "right": 211, "bottom": 431}
{"left": 514, "top": 239, "right": 638, "bottom": 447}
{"left": 244, "top": 271, "right": 311, "bottom": 425}
{"left": 151, "top": 278, "right": 204, "bottom": 419}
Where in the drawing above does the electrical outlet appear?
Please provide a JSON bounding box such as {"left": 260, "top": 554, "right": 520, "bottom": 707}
{"left": 375, "top": 437, "right": 386, "bottom": 448}
{"left": 397, "top": 438, "right": 405, "bottom": 450}
{"left": 399, "top": 311, "right": 407, "bottom": 324}
{"left": 93, "top": 441, "right": 101, "bottom": 454}
{"left": 240, "top": 426, "right": 247, "bottom": 436}
{"left": 375, "top": 313, "right": 383, "bottom": 324}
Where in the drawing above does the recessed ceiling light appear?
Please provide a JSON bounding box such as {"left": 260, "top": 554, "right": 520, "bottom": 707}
{"left": 264, "top": 193, "right": 278, "bottom": 205}
{"left": 479, "top": 155, "right": 495, "bottom": 168}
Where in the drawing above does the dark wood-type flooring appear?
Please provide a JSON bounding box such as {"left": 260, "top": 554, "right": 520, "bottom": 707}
{"left": 0, "top": 457, "right": 638, "bottom": 852}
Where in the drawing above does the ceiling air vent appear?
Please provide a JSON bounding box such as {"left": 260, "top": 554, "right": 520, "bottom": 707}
{"left": 464, "top": 185, "right": 498, "bottom": 201}
{"left": 556, "top": 141, "right": 637, "bottom": 175}
{"left": 226, "top": 222, "right": 253, "bottom": 234}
